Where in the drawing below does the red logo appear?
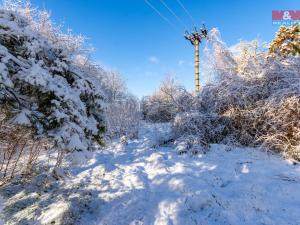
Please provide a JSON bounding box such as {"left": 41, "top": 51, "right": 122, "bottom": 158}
{"left": 272, "top": 10, "right": 300, "bottom": 20}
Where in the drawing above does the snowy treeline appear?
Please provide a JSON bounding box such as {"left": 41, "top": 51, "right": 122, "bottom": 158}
{"left": 144, "top": 26, "right": 300, "bottom": 161}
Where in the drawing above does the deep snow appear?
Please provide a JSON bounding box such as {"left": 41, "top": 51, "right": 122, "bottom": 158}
{"left": 1, "top": 123, "right": 300, "bottom": 224}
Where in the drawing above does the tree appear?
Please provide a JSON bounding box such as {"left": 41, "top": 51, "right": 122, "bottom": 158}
{"left": 101, "top": 70, "right": 127, "bottom": 102}
{"left": 269, "top": 24, "right": 300, "bottom": 57}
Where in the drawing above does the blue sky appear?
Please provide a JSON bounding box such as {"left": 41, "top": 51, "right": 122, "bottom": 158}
{"left": 30, "top": 0, "right": 299, "bottom": 97}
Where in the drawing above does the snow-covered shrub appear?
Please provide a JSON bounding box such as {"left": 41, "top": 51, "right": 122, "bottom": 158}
{"left": 173, "top": 112, "right": 232, "bottom": 150}
{"left": 173, "top": 27, "right": 300, "bottom": 160}
{"left": 225, "top": 57, "right": 300, "bottom": 160}
{"left": 142, "top": 76, "right": 193, "bottom": 122}
{"left": 106, "top": 94, "right": 140, "bottom": 139}
{"left": 0, "top": 8, "right": 106, "bottom": 151}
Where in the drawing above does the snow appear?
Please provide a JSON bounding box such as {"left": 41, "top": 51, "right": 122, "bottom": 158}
{"left": 0, "top": 123, "right": 299, "bottom": 224}
{"left": 68, "top": 133, "right": 86, "bottom": 151}
{"left": 38, "top": 201, "right": 70, "bottom": 224}
{"left": 0, "top": 196, "right": 4, "bottom": 225}
{"left": 59, "top": 123, "right": 299, "bottom": 225}
{"left": 10, "top": 108, "right": 32, "bottom": 125}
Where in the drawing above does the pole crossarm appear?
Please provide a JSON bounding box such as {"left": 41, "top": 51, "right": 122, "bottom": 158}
{"left": 184, "top": 24, "right": 208, "bottom": 45}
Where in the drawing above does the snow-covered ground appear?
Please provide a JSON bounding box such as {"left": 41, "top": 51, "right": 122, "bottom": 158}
{"left": 0, "top": 196, "right": 4, "bottom": 225}
{"left": 1, "top": 123, "right": 300, "bottom": 224}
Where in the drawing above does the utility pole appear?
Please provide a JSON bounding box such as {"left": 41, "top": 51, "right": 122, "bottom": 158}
{"left": 184, "top": 24, "right": 208, "bottom": 93}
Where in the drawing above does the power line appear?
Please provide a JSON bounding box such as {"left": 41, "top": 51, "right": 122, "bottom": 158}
{"left": 175, "top": 0, "right": 196, "bottom": 25}
{"left": 144, "top": 0, "right": 179, "bottom": 31}
{"left": 159, "top": 0, "right": 188, "bottom": 29}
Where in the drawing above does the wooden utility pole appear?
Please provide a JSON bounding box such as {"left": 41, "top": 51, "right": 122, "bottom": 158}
{"left": 184, "top": 24, "right": 208, "bottom": 93}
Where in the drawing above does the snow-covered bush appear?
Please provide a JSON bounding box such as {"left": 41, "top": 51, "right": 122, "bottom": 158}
{"left": 0, "top": 8, "right": 106, "bottom": 151}
{"left": 99, "top": 69, "right": 141, "bottom": 140}
{"left": 173, "top": 112, "right": 232, "bottom": 154}
{"left": 173, "top": 27, "right": 300, "bottom": 160}
{"left": 106, "top": 94, "right": 140, "bottom": 139}
{"left": 142, "top": 76, "right": 193, "bottom": 122}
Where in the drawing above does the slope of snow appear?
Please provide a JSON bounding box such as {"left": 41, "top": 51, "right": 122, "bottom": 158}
{"left": 1, "top": 123, "right": 299, "bottom": 224}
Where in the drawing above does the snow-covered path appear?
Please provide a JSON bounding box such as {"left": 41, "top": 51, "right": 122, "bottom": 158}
{"left": 68, "top": 123, "right": 300, "bottom": 225}
{"left": 1, "top": 123, "right": 299, "bottom": 224}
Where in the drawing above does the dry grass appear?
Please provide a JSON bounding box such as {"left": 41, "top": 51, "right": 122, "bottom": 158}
{"left": 0, "top": 109, "right": 55, "bottom": 185}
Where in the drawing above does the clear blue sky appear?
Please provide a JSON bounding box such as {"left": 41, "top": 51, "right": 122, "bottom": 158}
{"left": 31, "top": 0, "right": 299, "bottom": 97}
